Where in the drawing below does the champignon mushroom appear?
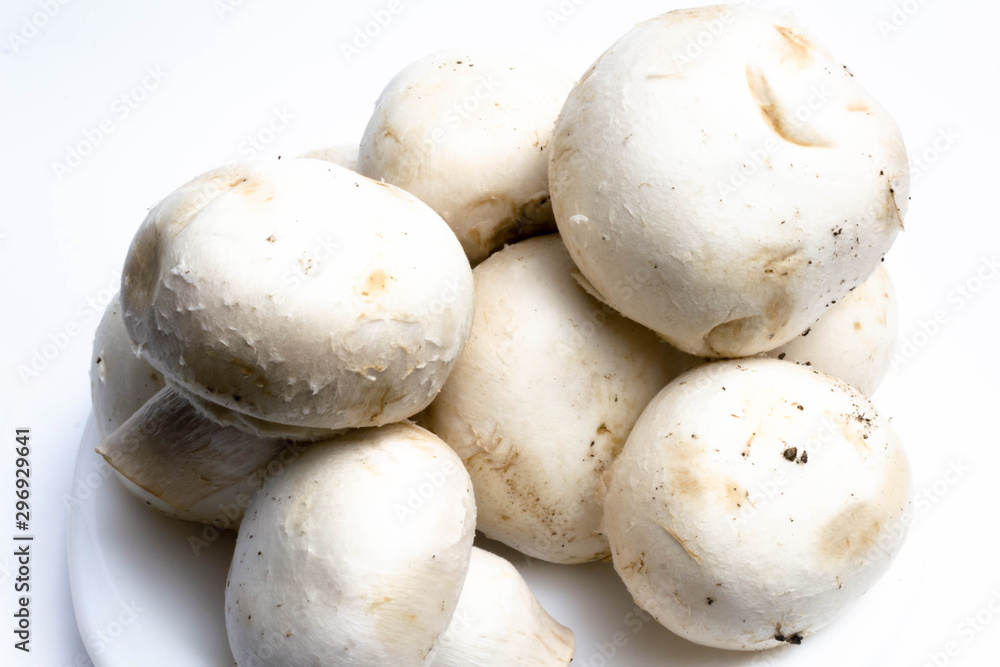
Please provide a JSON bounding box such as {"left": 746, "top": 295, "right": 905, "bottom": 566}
{"left": 90, "top": 294, "right": 165, "bottom": 439}
{"left": 225, "top": 422, "right": 476, "bottom": 666}
{"left": 91, "top": 296, "right": 290, "bottom": 526}
{"left": 360, "top": 49, "right": 574, "bottom": 264}
{"left": 766, "top": 264, "right": 898, "bottom": 395}
{"left": 549, "top": 5, "right": 908, "bottom": 357}
{"left": 298, "top": 143, "right": 359, "bottom": 172}
{"left": 120, "top": 157, "right": 474, "bottom": 435}
{"left": 433, "top": 547, "right": 574, "bottom": 666}
{"left": 602, "top": 357, "right": 912, "bottom": 650}
{"left": 423, "top": 235, "right": 699, "bottom": 563}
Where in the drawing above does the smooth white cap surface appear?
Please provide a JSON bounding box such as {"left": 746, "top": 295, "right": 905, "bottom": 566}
{"left": 767, "top": 265, "right": 898, "bottom": 395}
{"left": 360, "top": 49, "right": 574, "bottom": 264}
{"left": 225, "top": 422, "right": 476, "bottom": 666}
{"left": 550, "top": 5, "right": 908, "bottom": 357}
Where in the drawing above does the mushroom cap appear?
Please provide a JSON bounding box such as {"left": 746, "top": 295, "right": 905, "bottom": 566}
{"left": 225, "top": 422, "right": 476, "bottom": 666}
{"left": 298, "top": 143, "right": 359, "bottom": 173}
{"left": 603, "top": 357, "right": 912, "bottom": 650}
{"left": 90, "top": 294, "right": 166, "bottom": 439}
{"left": 767, "top": 264, "right": 898, "bottom": 395}
{"left": 424, "top": 235, "right": 698, "bottom": 563}
{"left": 360, "top": 49, "right": 574, "bottom": 264}
{"left": 433, "top": 547, "right": 574, "bottom": 666}
{"left": 550, "top": 5, "right": 908, "bottom": 357}
{"left": 91, "top": 297, "right": 291, "bottom": 526}
{"left": 121, "top": 158, "right": 474, "bottom": 431}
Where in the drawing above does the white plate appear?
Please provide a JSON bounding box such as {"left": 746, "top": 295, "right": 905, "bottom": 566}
{"left": 68, "top": 414, "right": 923, "bottom": 666}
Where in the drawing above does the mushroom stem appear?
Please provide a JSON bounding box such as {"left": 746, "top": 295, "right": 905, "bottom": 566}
{"left": 432, "top": 547, "right": 575, "bottom": 666}
{"left": 96, "top": 386, "right": 289, "bottom": 510}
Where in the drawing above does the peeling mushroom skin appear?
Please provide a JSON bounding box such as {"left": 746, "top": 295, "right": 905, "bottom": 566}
{"left": 550, "top": 5, "right": 909, "bottom": 357}
{"left": 432, "top": 548, "right": 575, "bottom": 666}
{"left": 423, "top": 235, "right": 699, "bottom": 563}
{"left": 121, "top": 158, "right": 474, "bottom": 432}
{"left": 225, "top": 422, "right": 476, "bottom": 666}
{"left": 360, "top": 49, "right": 574, "bottom": 265}
{"left": 90, "top": 294, "right": 165, "bottom": 439}
{"left": 603, "top": 358, "right": 912, "bottom": 650}
{"left": 767, "top": 265, "right": 898, "bottom": 395}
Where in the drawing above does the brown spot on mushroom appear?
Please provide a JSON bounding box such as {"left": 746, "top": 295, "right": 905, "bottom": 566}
{"left": 846, "top": 102, "right": 869, "bottom": 112}
{"left": 854, "top": 321, "right": 862, "bottom": 331}
{"left": 361, "top": 269, "right": 389, "bottom": 297}
{"left": 816, "top": 502, "right": 883, "bottom": 567}
{"left": 773, "top": 25, "right": 814, "bottom": 64}
{"left": 782, "top": 447, "right": 798, "bottom": 462}
{"left": 745, "top": 65, "right": 831, "bottom": 148}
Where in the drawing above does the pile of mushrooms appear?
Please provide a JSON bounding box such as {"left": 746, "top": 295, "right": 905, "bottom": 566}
{"left": 91, "top": 4, "right": 915, "bottom": 663}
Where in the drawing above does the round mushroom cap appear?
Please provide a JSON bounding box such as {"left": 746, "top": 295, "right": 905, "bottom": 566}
{"left": 298, "top": 143, "right": 359, "bottom": 173}
{"left": 360, "top": 49, "right": 574, "bottom": 264}
{"left": 225, "top": 422, "right": 476, "bottom": 666}
{"left": 90, "top": 294, "right": 165, "bottom": 439}
{"left": 603, "top": 357, "right": 912, "bottom": 650}
{"left": 121, "top": 158, "right": 474, "bottom": 432}
{"left": 767, "top": 264, "right": 898, "bottom": 395}
{"left": 424, "top": 235, "right": 699, "bottom": 563}
{"left": 550, "top": 5, "right": 908, "bottom": 357}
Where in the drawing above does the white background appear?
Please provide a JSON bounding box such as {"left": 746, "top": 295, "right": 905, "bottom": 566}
{"left": 2, "top": 0, "right": 998, "bottom": 665}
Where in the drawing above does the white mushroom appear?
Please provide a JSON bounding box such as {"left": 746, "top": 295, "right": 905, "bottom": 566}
{"left": 423, "top": 235, "right": 699, "bottom": 563}
{"left": 549, "top": 5, "right": 909, "bottom": 357}
{"left": 766, "top": 264, "right": 898, "bottom": 395}
{"left": 360, "top": 49, "right": 574, "bottom": 264}
{"left": 298, "top": 143, "right": 359, "bottom": 172}
{"left": 225, "top": 422, "right": 476, "bottom": 666}
{"left": 90, "top": 294, "right": 165, "bottom": 438}
{"left": 91, "top": 296, "right": 290, "bottom": 526}
{"left": 433, "top": 547, "right": 574, "bottom": 666}
{"left": 602, "top": 357, "right": 912, "bottom": 650}
{"left": 120, "top": 157, "right": 474, "bottom": 434}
